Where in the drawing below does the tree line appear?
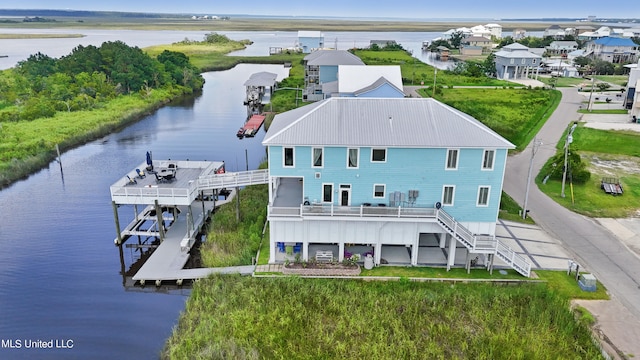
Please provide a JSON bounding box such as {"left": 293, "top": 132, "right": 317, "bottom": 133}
{"left": 0, "top": 41, "right": 204, "bottom": 121}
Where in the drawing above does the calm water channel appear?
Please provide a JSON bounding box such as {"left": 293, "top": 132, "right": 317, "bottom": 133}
{"left": 0, "top": 63, "right": 289, "bottom": 359}
{"left": 0, "top": 27, "right": 525, "bottom": 358}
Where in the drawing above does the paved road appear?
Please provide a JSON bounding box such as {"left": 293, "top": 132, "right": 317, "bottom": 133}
{"left": 503, "top": 88, "right": 640, "bottom": 355}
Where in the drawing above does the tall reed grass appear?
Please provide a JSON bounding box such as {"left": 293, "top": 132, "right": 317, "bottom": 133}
{"left": 163, "top": 275, "right": 602, "bottom": 359}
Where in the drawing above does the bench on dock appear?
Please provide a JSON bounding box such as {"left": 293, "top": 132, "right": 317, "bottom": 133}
{"left": 315, "top": 250, "right": 333, "bottom": 263}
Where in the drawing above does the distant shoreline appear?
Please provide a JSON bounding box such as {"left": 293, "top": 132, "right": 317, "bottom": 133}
{"left": 0, "top": 16, "right": 590, "bottom": 32}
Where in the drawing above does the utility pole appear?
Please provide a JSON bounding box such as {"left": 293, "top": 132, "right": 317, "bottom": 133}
{"left": 587, "top": 76, "right": 595, "bottom": 112}
{"left": 523, "top": 138, "right": 543, "bottom": 219}
{"left": 561, "top": 123, "right": 578, "bottom": 198}
{"left": 432, "top": 67, "right": 437, "bottom": 97}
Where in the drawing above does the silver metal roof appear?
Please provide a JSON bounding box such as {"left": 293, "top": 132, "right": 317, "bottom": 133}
{"left": 495, "top": 50, "right": 542, "bottom": 59}
{"left": 263, "top": 98, "right": 515, "bottom": 149}
{"left": 243, "top": 72, "right": 278, "bottom": 87}
{"left": 304, "top": 50, "right": 364, "bottom": 66}
{"left": 353, "top": 77, "right": 403, "bottom": 96}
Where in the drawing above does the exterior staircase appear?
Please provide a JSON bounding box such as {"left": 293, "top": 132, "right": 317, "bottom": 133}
{"left": 435, "top": 209, "right": 531, "bottom": 277}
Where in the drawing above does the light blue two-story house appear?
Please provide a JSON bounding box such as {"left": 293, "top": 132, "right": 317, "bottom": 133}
{"left": 263, "top": 97, "right": 531, "bottom": 276}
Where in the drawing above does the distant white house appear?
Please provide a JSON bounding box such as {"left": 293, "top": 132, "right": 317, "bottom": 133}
{"left": 546, "top": 41, "right": 579, "bottom": 56}
{"left": 298, "top": 31, "right": 325, "bottom": 53}
{"left": 624, "top": 59, "right": 640, "bottom": 117}
{"left": 494, "top": 43, "right": 542, "bottom": 80}
{"left": 543, "top": 25, "right": 565, "bottom": 39}
{"left": 326, "top": 65, "right": 404, "bottom": 98}
{"left": 584, "top": 37, "right": 639, "bottom": 64}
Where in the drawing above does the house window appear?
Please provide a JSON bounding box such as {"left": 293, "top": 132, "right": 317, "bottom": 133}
{"left": 477, "top": 186, "right": 490, "bottom": 206}
{"left": 533, "top": 59, "right": 537, "bottom": 64}
{"left": 446, "top": 149, "right": 458, "bottom": 170}
{"left": 322, "top": 183, "right": 333, "bottom": 203}
{"left": 312, "top": 147, "right": 323, "bottom": 168}
{"left": 521, "top": 58, "right": 526, "bottom": 64}
{"left": 373, "top": 184, "right": 385, "bottom": 198}
{"left": 347, "top": 148, "right": 359, "bottom": 168}
{"left": 284, "top": 147, "right": 294, "bottom": 167}
{"left": 510, "top": 58, "right": 515, "bottom": 64}
{"left": 371, "top": 148, "right": 386, "bottom": 162}
{"left": 482, "top": 150, "right": 495, "bottom": 170}
{"left": 442, "top": 185, "right": 455, "bottom": 206}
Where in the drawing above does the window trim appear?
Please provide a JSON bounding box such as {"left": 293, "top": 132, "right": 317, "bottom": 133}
{"left": 477, "top": 186, "right": 490, "bottom": 207}
{"left": 347, "top": 147, "right": 359, "bottom": 169}
{"left": 373, "top": 184, "right": 386, "bottom": 198}
{"left": 283, "top": 147, "right": 295, "bottom": 168}
{"left": 445, "top": 149, "right": 459, "bottom": 170}
{"left": 442, "top": 185, "right": 455, "bottom": 206}
{"left": 482, "top": 149, "right": 495, "bottom": 171}
{"left": 312, "top": 147, "right": 323, "bottom": 168}
{"left": 371, "top": 148, "right": 387, "bottom": 163}
{"left": 322, "top": 183, "right": 333, "bottom": 203}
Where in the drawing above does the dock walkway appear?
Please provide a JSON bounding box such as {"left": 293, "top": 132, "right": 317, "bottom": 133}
{"left": 111, "top": 159, "right": 267, "bottom": 285}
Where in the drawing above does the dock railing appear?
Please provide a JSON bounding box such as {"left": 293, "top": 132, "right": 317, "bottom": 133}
{"left": 197, "top": 169, "right": 269, "bottom": 191}
{"left": 110, "top": 183, "right": 194, "bottom": 205}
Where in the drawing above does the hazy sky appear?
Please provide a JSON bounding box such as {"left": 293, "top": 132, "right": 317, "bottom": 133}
{"left": 0, "top": 0, "right": 634, "bottom": 19}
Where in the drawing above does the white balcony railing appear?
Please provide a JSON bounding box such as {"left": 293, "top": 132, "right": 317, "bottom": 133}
{"left": 269, "top": 204, "right": 438, "bottom": 219}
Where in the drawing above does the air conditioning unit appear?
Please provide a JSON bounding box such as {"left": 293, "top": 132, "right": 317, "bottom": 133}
{"left": 315, "top": 172, "right": 321, "bottom": 179}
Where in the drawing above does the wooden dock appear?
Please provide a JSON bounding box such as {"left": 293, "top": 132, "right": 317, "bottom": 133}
{"left": 110, "top": 159, "right": 269, "bottom": 285}
{"left": 237, "top": 114, "right": 266, "bottom": 138}
{"left": 132, "top": 194, "right": 233, "bottom": 284}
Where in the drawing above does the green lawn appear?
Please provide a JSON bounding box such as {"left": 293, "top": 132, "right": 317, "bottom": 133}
{"left": 593, "top": 75, "right": 629, "bottom": 87}
{"left": 538, "top": 76, "right": 585, "bottom": 88}
{"left": 537, "top": 125, "right": 640, "bottom": 217}
{"left": 578, "top": 109, "right": 629, "bottom": 114}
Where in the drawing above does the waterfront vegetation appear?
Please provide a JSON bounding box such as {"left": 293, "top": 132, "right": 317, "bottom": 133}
{"left": 163, "top": 275, "right": 603, "bottom": 359}
{"left": 0, "top": 35, "right": 249, "bottom": 188}
{"left": 200, "top": 163, "right": 268, "bottom": 267}
{"left": 538, "top": 125, "right": 640, "bottom": 217}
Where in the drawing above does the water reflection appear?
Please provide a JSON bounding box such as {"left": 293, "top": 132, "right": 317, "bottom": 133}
{"left": 0, "top": 63, "right": 288, "bottom": 359}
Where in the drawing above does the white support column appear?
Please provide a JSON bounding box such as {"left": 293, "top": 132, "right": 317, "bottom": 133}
{"left": 375, "top": 242, "right": 382, "bottom": 266}
{"left": 269, "top": 238, "right": 276, "bottom": 263}
{"left": 268, "top": 176, "right": 273, "bottom": 203}
{"left": 411, "top": 233, "right": 419, "bottom": 266}
{"left": 338, "top": 242, "right": 345, "bottom": 262}
{"left": 303, "top": 241, "right": 309, "bottom": 261}
{"left": 447, "top": 234, "right": 456, "bottom": 271}
{"left": 514, "top": 65, "right": 519, "bottom": 79}
{"left": 439, "top": 232, "right": 446, "bottom": 248}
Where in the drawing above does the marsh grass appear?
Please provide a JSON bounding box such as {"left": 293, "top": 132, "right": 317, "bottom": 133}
{"left": 427, "top": 88, "right": 561, "bottom": 150}
{"left": 163, "top": 275, "right": 603, "bottom": 359}
{"left": 354, "top": 49, "right": 514, "bottom": 87}
{"left": 200, "top": 163, "right": 268, "bottom": 267}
